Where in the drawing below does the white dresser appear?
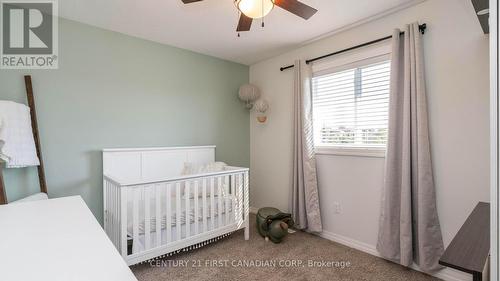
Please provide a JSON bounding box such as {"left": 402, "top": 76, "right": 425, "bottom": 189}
{"left": 0, "top": 196, "right": 137, "bottom": 281}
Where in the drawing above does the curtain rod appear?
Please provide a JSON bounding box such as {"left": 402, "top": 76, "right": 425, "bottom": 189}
{"left": 279, "top": 23, "right": 427, "bottom": 72}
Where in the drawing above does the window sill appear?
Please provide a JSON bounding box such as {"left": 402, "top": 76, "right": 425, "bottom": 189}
{"left": 315, "top": 146, "right": 386, "bottom": 158}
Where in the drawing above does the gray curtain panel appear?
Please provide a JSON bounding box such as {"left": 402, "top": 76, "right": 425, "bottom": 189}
{"left": 290, "top": 59, "right": 323, "bottom": 233}
{"left": 376, "top": 23, "right": 444, "bottom": 272}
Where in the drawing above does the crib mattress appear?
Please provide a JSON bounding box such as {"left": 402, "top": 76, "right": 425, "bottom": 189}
{"left": 130, "top": 212, "right": 233, "bottom": 254}
{"left": 126, "top": 196, "right": 234, "bottom": 236}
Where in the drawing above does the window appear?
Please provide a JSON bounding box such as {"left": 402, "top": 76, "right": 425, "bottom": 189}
{"left": 312, "top": 55, "right": 391, "bottom": 156}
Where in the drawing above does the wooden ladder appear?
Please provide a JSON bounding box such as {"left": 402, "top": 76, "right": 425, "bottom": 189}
{"left": 0, "top": 75, "right": 48, "bottom": 204}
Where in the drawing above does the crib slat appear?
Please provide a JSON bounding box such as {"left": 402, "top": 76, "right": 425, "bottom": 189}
{"left": 133, "top": 188, "right": 139, "bottom": 251}
{"left": 114, "top": 183, "right": 118, "bottom": 249}
{"left": 107, "top": 182, "right": 111, "bottom": 239}
{"left": 144, "top": 186, "right": 151, "bottom": 250}
{"left": 104, "top": 180, "right": 107, "bottom": 232}
{"left": 231, "top": 174, "right": 236, "bottom": 223}
{"left": 194, "top": 181, "right": 199, "bottom": 235}
{"left": 108, "top": 182, "right": 111, "bottom": 247}
{"left": 185, "top": 181, "right": 191, "bottom": 238}
{"left": 108, "top": 182, "right": 112, "bottom": 243}
{"left": 236, "top": 174, "right": 242, "bottom": 223}
{"left": 176, "top": 182, "right": 181, "bottom": 240}
{"left": 244, "top": 172, "right": 249, "bottom": 215}
{"left": 166, "top": 183, "right": 172, "bottom": 243}
{"left": 113, "top": 183, "right": 117, "bottom": 248}
{"left": 217, "top": 177, "right": 223, "bottom": 228}
{"left": 225, "top": 175, "right": 230, "bottom": 225}
{"left": 234, "top": 174, "right": 239, "bottom": 224}
{"left": 120, "top": 187, "right": 127, "bottom": 258}
{"left": 202, "top": 179, "right": 208, "bottom": 232}
{"left": 105, "top": 182, "right": 109, "bottom": 240}
{"left": 114, "top": 183, "right": 117, "bottom": 246}
{"left": 155, "top": 184, "right": 161, "bottom": 248}
{"left": 105, "top": 181, "right": 108, "bottom": 233}
{"left": 244, "top": 171, "right": 250, "bottom": 240}
{"left": 105, "top": 181, "right": 110, "bottom": 243}
{"left": 106, "top": 181, "right": 110, "bottom": 243}
{"left": 108, "top": 182, "right": 112, "bottom": 245}
{"left": 210, "top": 177, "right": 215, "bottom": 230}
{"left": 239, "top": 174, "right": 244, "bottom": 223}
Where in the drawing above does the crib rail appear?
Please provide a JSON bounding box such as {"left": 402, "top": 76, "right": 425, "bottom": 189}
{"left": 103, "top": 167, "right": 249, "bottom": 265}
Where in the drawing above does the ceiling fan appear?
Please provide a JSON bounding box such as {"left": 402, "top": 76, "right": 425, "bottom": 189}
{"left": 181, "top": 0, "right": 318, "bottom": 33}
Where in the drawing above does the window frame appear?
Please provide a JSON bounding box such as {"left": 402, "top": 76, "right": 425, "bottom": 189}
{"left": 311, "top": 42, "right": 391, "bottom": 158}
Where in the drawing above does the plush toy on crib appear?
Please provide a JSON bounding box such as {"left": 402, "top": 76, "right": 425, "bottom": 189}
{"left": 256, "top": 207, "right": 294, "bottom": 243}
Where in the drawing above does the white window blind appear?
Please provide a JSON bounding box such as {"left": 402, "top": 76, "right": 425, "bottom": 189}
{"left": 312, "top": 59, "right": 391, "bottom": 149}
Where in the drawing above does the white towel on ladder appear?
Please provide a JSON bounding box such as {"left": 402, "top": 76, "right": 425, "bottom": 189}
{"left": 0, "top": 101, "right": 40, "bottom": 168}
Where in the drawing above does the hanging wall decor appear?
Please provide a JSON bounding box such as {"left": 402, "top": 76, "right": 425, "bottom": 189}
{"left": 254, "top": 99, "right": 269, "bottom": 123}
{"left": 238, "top": 84, "right": 261, "bottom": 109}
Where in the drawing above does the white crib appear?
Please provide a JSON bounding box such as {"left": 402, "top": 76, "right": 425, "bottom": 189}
{"left": 102, "top": 146, "right": 249, "bottom": 265}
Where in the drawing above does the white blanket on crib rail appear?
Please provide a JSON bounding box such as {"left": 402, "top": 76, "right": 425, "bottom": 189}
{"left": 0, "top": 101, "right": 40, "bottom": 168}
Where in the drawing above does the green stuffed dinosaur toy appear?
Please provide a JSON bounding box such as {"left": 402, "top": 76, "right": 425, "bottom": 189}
{"left": 256, "top": 207, "right": 295, "bottom": 243}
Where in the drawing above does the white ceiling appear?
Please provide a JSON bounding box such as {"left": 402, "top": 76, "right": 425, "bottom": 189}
{"left": 59, "top": 0, "right": 422, "bottom": 65}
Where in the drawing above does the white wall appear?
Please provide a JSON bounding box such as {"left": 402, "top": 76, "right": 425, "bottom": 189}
{"left": 250, "top": 0, "right": 489, "bottom": 278}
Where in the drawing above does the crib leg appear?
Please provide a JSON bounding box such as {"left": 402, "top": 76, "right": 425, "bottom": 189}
{"left": 244, "top": 219, "right": 250, "bottom": 240}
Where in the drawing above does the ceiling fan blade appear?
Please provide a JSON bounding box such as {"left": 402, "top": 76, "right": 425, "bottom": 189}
{"left": 181, "top": 0, "right": 203, "bottom": 3}
{"left": 273, "top": 0, "right": 318, "bottom": 20}
{"left": 237, "top": 13, "right": 253, "bottom": 32}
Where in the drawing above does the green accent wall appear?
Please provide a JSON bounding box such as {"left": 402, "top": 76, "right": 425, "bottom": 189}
{"left": 0, "top": 19, "right": 250, "bottom": 223}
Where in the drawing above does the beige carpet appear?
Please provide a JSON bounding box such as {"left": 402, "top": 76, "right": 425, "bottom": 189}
{"left": 132, "top": 215, "right": 441, "bottom": 281}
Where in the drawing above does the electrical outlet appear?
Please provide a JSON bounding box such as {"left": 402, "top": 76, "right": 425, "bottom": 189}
{"left": 334, "top": 202, "right": 342, "bottom": 214}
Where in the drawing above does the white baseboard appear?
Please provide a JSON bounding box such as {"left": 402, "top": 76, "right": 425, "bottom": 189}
{"left": 318, "top": 230, "right": 380, "bottom": 257}
{"left": 318, "top": 231, "right": 472, "bottom": 281}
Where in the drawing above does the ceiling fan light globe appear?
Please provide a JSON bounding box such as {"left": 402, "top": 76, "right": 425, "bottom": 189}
{"left": 236, "top": 0, "right": 274, "bottom": 19}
